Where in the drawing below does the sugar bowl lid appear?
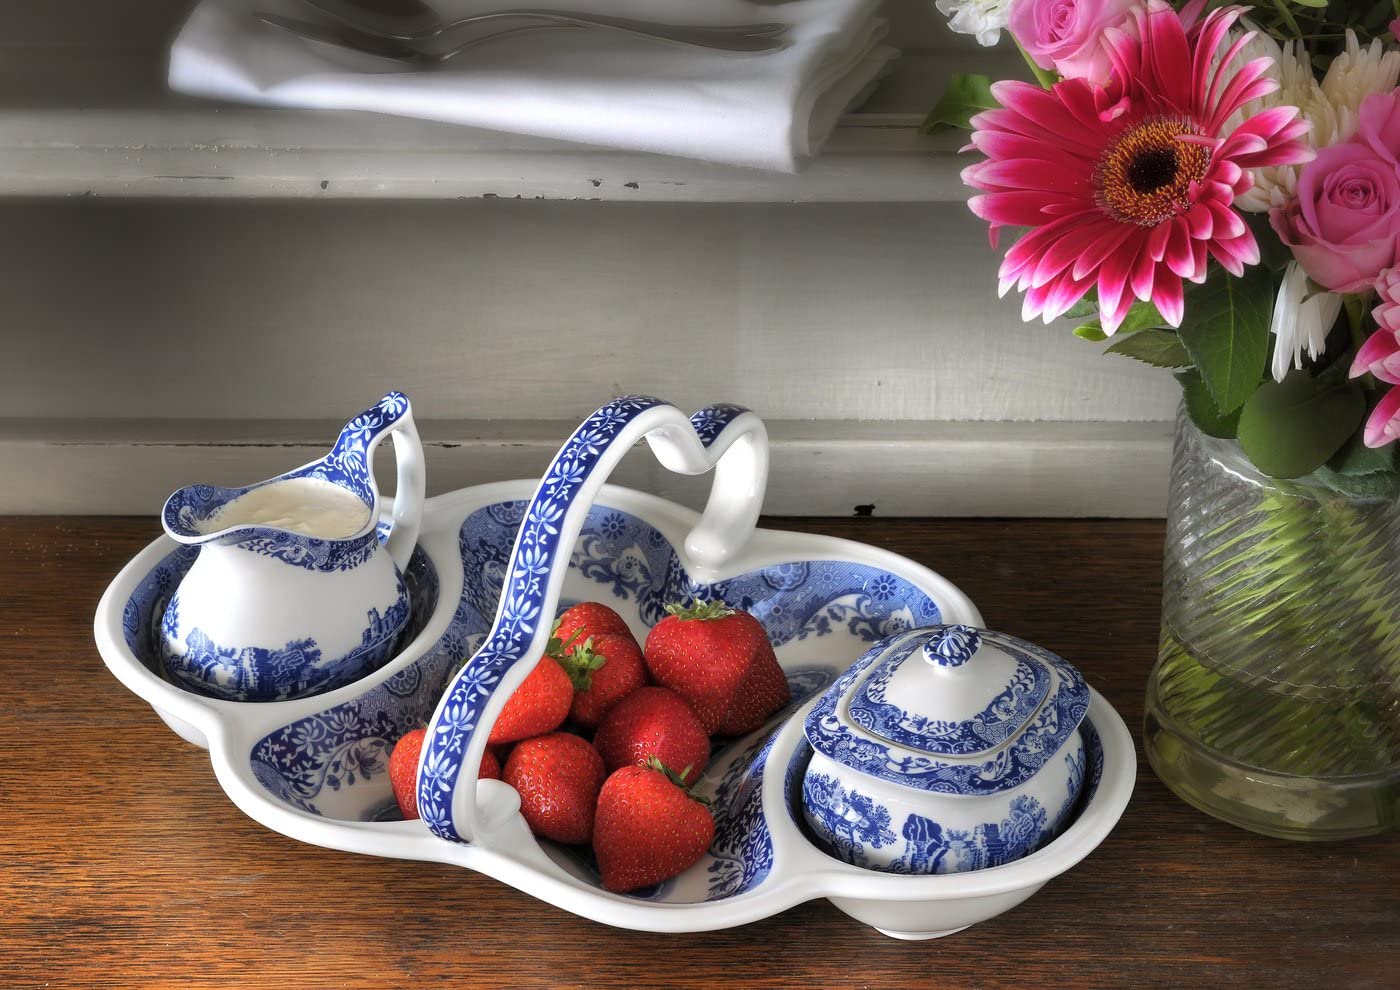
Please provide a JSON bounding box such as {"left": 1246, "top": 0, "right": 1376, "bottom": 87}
{"left": 804, "top": 625, "right": 1090, "bottom": 796}
{"left": 847, "top": 625, "right": 1053, "bottom": 757}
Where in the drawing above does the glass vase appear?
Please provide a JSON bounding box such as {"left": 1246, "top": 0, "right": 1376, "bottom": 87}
{"left": 1143, "top": 407, "right": 1400, "bottom": 840}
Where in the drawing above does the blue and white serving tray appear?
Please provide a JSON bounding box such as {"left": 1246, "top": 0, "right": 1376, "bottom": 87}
{"left": 95, "top": 396, "right": 1135, "bottom": 939}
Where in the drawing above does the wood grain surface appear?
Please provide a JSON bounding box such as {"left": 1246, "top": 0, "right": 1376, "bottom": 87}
{"left": 2, "top": 517, "right": 1395, "bottom": 990}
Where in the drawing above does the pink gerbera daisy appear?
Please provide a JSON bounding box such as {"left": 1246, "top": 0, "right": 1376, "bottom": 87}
{"left": 962, "top": 1, "right": 1313, "bottom": 333}
{"left": 1352, "top": 267, "right": 1400, "bottom": 447}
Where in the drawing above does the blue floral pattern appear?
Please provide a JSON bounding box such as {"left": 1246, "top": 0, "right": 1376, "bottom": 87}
{"left": 850, "top": 650, "right": 1050, "bottom": 756}
{"left": 688, "top": 403, "right": 749, "bottom": 446}
{"left": 417, "top": 397, "right": 669, "bottom": 841}
{"left": 923, "top": 624, "right": 981, "bottom": 668}
{"left": 706, "top": 734, "right": 778, "bottom": 900}
{"left": 700, "top": 666, "right": 834, "bottom": 901}
{"left": 805, "top": 630, "right": 1089, "bottom": 795}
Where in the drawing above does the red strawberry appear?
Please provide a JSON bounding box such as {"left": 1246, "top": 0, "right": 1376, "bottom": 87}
{"left": 714, "top": 638, "right": 790, "bottom": 736}
{"left": 558, "top": 632, "right": 648, "bottom": 730}
{"left": 390, "top": 728, "right": 500, "bottom": 821}
{"left": 388, "top": 727, "right": 426, "bottom": 820}
{"left": 554, "top": 601, "right": 632, "bottom": 650}
{"left": 643, "top": 600, "right": 781, "bottom": 734}
{"left": 488, "top": 655, "right": 573, "bottom": 744}
{"left": 479, "top": 747, "right": 502, "bottom": 782}
{"left": 503, "top": 733, "right": 607, "bottom": 844}
{"left": 593, "top": 686, "right": 710, "bottom": 783}
{"left": 593, "top": 758, "right": 715, "bottom": 893}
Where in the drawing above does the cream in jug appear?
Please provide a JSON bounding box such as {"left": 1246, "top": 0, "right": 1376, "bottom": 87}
{"left": 159, "top": 391, "right": 425, "bottom": 702}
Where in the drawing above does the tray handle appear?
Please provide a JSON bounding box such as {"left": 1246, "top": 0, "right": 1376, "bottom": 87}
{"left": 417, "top": 397, "right": 768, "bottom": 844}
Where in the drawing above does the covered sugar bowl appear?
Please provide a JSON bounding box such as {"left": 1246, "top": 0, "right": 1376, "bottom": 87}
{"left": 801, "top": 624, "right": 1090, "bottom": 874}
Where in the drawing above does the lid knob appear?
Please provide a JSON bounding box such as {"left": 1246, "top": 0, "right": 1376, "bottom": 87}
{"left": 922, "top": 625, "right": 981, "bottom": 669}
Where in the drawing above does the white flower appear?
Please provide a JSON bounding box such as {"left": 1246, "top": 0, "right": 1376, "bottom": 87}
{"left": 1232, "top": 29, "right": 1400, "bottom": 214}
{"left": 935, "top": 0, "right": 1011, "bottom": 47}
{"left": 1321, "top": 29, "right": 1400, "bottom": 142}
{"left": 1271, "top": 261, "right": 1343, "bottom": 383}
{"left": 1229, "top": 30, "right": 1332, "bottom": 213}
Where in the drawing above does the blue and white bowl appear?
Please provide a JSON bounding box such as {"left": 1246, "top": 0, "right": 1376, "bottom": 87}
{"left": 94, "top": 397, "right": 1135, "bottom": 939}
{"left": 802, "top": 626, "right": 1089, "bottom": 874}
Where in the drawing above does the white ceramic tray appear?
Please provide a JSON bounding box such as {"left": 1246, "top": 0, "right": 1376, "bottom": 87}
{"left": 95, "top": 397, "right": 1135, "bottom": 938}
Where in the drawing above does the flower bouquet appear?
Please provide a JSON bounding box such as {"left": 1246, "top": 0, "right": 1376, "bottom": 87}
{"left": 928, "top": 0, "right": 1400, "bottom": 839}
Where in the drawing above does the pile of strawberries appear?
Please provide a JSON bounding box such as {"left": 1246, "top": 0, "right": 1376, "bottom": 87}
{"left": 388, "top": 599, "right": 790, "bottom": 893}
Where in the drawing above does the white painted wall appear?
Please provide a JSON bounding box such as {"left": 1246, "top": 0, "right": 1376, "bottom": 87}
{"left": 0, "top": 199, "right": 1177, "bottom": 423}
{"left": 0, "top": 3, "right": 1180, "bottom": 515}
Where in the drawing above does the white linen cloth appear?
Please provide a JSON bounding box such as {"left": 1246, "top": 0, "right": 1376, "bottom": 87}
{"left": 168, "top": 0, "right": 896, "bottom": 171}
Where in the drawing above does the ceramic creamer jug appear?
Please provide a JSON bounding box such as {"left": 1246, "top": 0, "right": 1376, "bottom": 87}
{"left": 802, "top": 624, "right": 1089, "bottom": 874}
{"left": 158, "top": 391, "right": 425, "bottom": 702}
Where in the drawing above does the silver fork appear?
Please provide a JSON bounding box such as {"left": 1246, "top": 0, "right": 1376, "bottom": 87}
{"left": 296, "top": 0, "right": 786, "bottom": 42}
{"left": 303, "top": 0, "right": 789, "bottom": 40}
{"left": 258, "top": 11, "right": 788, "bottom": 60}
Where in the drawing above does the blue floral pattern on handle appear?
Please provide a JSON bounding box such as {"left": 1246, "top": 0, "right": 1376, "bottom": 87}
{"left": 417, "top": 396, "right": 675, "bottom": 841}
{"left": 162, "top": 391, "right": 411, "bottom": 543}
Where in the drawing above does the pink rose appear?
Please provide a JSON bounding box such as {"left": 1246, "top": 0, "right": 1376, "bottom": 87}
{"left": 1356, "top": 90, "right": 1400, "bottom": 167}
{"left": 1270, "top": 142, "right": 1400, "bottom": 293}
{"left": 1008, "top": 0, "right": 1139, "bottom": 85}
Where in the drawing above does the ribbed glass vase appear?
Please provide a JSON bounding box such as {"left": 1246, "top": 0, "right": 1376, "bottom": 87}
{"left": 1144, "top": 408, "right": 1400, "bottom": 840}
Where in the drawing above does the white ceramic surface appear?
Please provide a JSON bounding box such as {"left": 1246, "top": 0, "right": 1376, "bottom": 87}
{"left": 94, "top": 399, "right": 1136, "bottom": 937}
{"left": 156, "top": 391, "right": 426, "bottom": 701}
{"left": 801, "top": 626, "right": 1090, "bottom": 873}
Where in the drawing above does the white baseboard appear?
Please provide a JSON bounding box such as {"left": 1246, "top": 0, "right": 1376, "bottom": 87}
{"left": 1, "top": 418, "right": 1173, "bottom": 517}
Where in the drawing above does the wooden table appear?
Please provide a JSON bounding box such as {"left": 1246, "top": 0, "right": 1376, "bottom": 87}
{"left": 3, "top": 517, "right": 1396, "bottom": 989}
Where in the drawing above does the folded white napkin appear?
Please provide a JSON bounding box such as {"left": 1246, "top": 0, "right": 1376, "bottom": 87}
{"left": 169, "top": 0, "right": 896, "bottom": 172}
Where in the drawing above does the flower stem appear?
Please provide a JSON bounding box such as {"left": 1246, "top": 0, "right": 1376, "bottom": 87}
{"left": 1345, "top": 294, "right": 1377, "bottom": 392}
{"left": 1012, "top": 37, "right": 1057, "bottom": 89}
{"left": 1345, "top": 294, "right": 1372, "bottom": 355}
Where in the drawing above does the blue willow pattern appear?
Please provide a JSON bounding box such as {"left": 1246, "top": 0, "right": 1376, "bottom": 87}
{"left": 806, "top": 631, "right": 1089, "bottom": 796}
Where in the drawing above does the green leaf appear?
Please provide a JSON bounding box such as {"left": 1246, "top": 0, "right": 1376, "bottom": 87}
{"left": 1289, "top": 0, "right": 1327, "bottom": 8}
{"left": 1244, "top": 214, "right": 1294, "bottom": 272}
{"left": 1105, "top": 329, "right": 1191, "bottom": 368}
{"left": 1315, "top": 464, "right": 1399, "bottom": 499}
{"left": 1328, "top": 430, "right": 1395, "bottom": 477}
{"left": 1178, "top": 266, "right": 1274, "bottom": 414}
{"left": 1237, "top": 372, "right": 1366, "bottom": 479}
{"left": 1177, "top": 370, "right": 1242, "bottom": 439}
{"left": 1073, "top": 300, "right": 1168, "bottom": 340}
{"left": 921, "top": 73, "right": 998, "bottom": 134}
{"left": 1065, "top": 297, "right": 1099, "bottom": 321}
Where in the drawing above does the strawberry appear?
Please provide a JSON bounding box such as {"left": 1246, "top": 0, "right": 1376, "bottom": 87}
{"left": 593, "top": 686, "right": 710, "bottom": 783}
{"left": 714, "top": 637, "right": 790, "bottom": 736}
{"left": 554, "top": 601, "right": 632, "bottom": 649}
{"left": 642, "top": 600, "right": 786, "bottom": 734}
{"left": 479, "top": 747, "right": 502, "bottom": 782}
{"left": 558, "top": 632, "right": 648, "bottom": 730}
{"left": 388, "top": 727, "right": 426, "bottom": 820}
{"left": 389, "top": 728, "right": 500, "bottom": 821}
{"left": 488, "top": 655, "right": 573, "bottom": 745}
{"left": 593, "top": 758, "right": 715, "bottom": 893}
{"left": 503, "top": 732, "right": 607, "bottom": 844}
